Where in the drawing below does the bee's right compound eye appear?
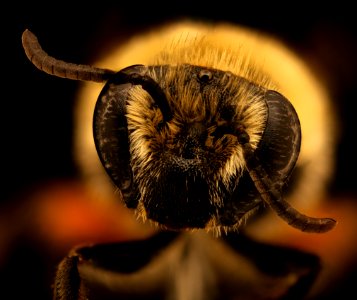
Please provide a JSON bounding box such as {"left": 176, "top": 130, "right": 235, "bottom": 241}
{"left": 93, "top": 65, "right": 173, "bottom": 208}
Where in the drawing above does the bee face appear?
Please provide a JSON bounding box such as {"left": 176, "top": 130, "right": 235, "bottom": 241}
{"left": 93, "top": 64, "right": 300, "bottom": 232}
{"left": 22, "top": 24, "right": 336, "bottom": 234}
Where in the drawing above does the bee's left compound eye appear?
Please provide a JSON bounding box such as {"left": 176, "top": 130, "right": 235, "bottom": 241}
{"left": 242, "top": 90, "right": 336, "bottom": 233}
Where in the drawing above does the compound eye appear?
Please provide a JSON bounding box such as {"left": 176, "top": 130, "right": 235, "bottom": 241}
{"left": 241, "top": 90, "right": 336, "bottom": 233}
{"left": 255, "top": 90, "right": 301, "bottom": 183}
{"left": 93, "top": 65, "right": 173, "bottom": 208}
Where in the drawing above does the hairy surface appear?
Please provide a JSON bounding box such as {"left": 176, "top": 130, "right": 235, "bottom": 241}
{"left": 125, "top": 65, "right": 268, "bottom": 232}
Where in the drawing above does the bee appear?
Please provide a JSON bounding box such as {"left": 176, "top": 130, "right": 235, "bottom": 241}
{"left": 22, "top": 20, "right": 338, "bottom": 299}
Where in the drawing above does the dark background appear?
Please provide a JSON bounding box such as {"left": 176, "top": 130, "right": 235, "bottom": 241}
{"left": 4, "top": 2, "right": 357, "bottom": 203}
{"left": 2, "top": 2, "right": 356, "bottom": 299}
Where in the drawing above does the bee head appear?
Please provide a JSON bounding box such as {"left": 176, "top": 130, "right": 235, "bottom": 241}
{"left": 93, "top": 64, "right": 300, "bottom": 232}
{"left": 22, "top": 29, "right": 336, "bottom": 234}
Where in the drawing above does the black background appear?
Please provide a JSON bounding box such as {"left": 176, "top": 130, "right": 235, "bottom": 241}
{"left": 2, "top": 2, "right": 357, "bottom": 299}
